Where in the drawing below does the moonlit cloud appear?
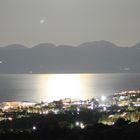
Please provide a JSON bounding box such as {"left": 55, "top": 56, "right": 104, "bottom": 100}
{"left": 40, "top": 19, "right": 45, "bottom": 24}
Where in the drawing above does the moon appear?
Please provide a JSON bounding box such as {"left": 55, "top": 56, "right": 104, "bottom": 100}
{"left": 40, "top": 19, "right": 45, "bottom": 24}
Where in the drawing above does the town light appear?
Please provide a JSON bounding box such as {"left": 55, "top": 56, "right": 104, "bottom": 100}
{"left": 75, "top": 121, "right": 80, "bottom": 126}
{"left": 101, "top": 96, "right": 107, "bottom": 101}
{"left": 32, "top": 126, "right": 37, "bottom": 130}
{"left": 8, "top": 117, "right": 13, "bottom": 121}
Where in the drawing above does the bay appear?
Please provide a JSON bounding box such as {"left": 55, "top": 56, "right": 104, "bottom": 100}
{"left": 0, "top": 73, "right": 140, "bottom": 102}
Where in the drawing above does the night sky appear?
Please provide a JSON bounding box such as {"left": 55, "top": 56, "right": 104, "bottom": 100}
{"left": 0, "top": 0, "right": 140, "bottom": 47}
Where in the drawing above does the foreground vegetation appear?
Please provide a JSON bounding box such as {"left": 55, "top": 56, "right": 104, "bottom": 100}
{"left": 0, "top": 106, "right": 140, "bottom": 140}
{"left": 0, "top": 117, "right": 140, "bottom": 140}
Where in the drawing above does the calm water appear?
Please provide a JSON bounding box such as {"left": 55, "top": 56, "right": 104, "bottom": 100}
{"left": 0, "top": 73, "right": 140, "bottom": 102}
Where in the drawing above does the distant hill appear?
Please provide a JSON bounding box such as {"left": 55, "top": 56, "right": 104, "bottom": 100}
{"left": 0, "top": 41, "right": 140, "bottom": 73}
{"left": 2, "top": 44, "right": 27, "bottom": 50}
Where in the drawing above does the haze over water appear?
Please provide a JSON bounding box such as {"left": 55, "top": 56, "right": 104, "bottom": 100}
{"left": 0, "top": 73, "right": 140, "bottom": 102}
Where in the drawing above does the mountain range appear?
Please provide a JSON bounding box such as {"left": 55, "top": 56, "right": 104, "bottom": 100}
{"left": 0, "top": 41, "right": 140, "bottom": 73}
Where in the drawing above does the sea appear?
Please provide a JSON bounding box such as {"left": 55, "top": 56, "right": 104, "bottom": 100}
{"left": 0, "top": 73, "right": 140, "bottom": 103}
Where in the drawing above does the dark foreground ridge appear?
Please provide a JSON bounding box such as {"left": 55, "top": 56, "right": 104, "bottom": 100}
{"left": 0, "top": 118, "right": 140, "bottom": 140}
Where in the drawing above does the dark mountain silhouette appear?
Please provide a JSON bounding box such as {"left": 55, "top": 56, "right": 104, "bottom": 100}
{"left": 0, "top": 41, "right": 140, "bottom": 73}
{"left": 132, "top": 42, "right": 140, "bottom": 49}
{"left": 1, "top": 44, "right": 27, "bottom": 50}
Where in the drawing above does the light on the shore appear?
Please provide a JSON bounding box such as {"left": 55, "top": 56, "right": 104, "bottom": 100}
{"left": 101, "top": 96, "right": 107, "bottom": 101}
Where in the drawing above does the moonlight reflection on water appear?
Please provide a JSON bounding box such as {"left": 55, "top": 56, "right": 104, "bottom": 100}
{"left": 37, "top": 74, "right": 93, "bottom": 102}
{"left": 0, "top": 74, "right": 140, "bottom": 102}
